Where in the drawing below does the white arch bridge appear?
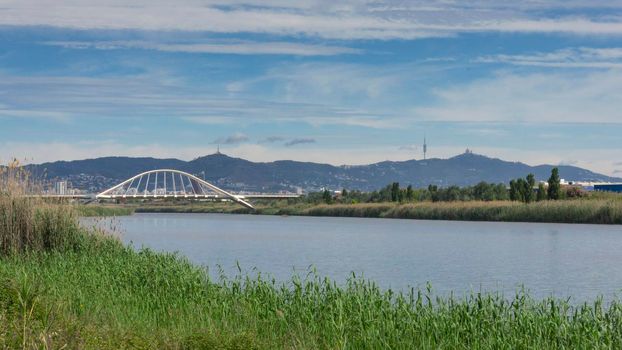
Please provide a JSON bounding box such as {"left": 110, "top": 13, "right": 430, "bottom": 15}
{"left": 96, "top": 169, "right": 300, "bottom": 210}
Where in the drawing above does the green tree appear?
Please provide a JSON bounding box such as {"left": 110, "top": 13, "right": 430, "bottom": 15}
{"left": 516, "top": 178, "right": 528, "bottom": 203}
{"left": 525, "top": 174, "right": 536, "bottom": 203}
{"left": 547, "top": 168, "right": 561, "bottom": 200}
{"left": 537, "top": 182, "right": 547, "bottom": 201}
{"left": 322, "top": 189, "right": 332, "bottom": 204}
{"left": 390, "top": 182, "right": 400, "bottom": 202}
{"left": 509, "top": 180, "right": 519, "bottom": 201}
{"left": 494, "top": 183, "right": 509, "bottom": 200}
{"left": 405, "top": 185, "right": 414, "bottom": 201}
{"left": 427, "top": 185, "right": 439, "bottom": 202}
{"left": 473, "top": 181, "right": 494, "bottom": 201}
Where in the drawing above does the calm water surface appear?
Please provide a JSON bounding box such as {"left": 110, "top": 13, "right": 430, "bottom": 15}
{"left": 84, "top": 213, "right": 622, "bottom": 301}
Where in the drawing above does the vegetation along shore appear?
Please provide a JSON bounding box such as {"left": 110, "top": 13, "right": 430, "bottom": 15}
{"left": 2, "top": 169, "right": 622, "bottom": 348}
{"left": 128, "top": 169, "right": 622, "bottom": 225}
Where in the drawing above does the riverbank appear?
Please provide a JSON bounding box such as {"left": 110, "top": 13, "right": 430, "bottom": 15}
{"left": 134, "top": 199, "right": 622, "bottom": 224}
{"left": 75, "top": 205, "right": 134, "bottom": 217}
{"left": 2, "top": 196, "right": 622, "bottom": 348}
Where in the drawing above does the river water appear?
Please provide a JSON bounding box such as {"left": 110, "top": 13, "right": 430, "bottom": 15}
{"left": 83, "top": 213, "right": 622, "bottom": 302}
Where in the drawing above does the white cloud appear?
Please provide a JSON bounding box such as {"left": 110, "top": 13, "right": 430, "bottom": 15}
{"left": 1, "top": 1, "right": 621, "bottom": 39}
{"left": 45, "top": 40, "right": 361, "bottom": 56}
{"left": 0, "top": 108, "right": 71, "bottom": 122}
{"left": 477, "top": 47, "right": 622, "bottom": 68}
{"left": 0, "top": 72, "right": 400, "bottom": 129}
{"left": 398, "top": 144, "right": 418, "bottom": 151}
{"left": 413, "top": 69, "right": 622, "bottom": 123}
{"left": 259, "top": 136, "right": 285, "bottom": 143}
{"left": 230, "top": 62, "right": 408, "bottom": 104}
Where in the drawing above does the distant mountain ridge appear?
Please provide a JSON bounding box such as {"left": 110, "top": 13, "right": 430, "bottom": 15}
{"left": 27, "top": 152, "right": 621, "bottom": 192}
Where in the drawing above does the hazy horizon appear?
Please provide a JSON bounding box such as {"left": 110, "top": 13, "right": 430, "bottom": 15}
{"left": 1, "top": 1, "right": 622, "bottom": 176}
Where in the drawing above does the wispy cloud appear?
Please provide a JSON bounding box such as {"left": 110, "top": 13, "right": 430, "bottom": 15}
{"left": 559, "top": 160, "right": 579, "bottom": 166}
{"left": 0, "top": 108, "right": 71, "bottom": 122}
{"left": 259, "top": 136, "right": 285, "bottom": 143}
{"left": 45, "top": 40, "right": 361, "bottom": 56}
{"left": 284, "top": 138, "right": 316, "bottom": 147}
{"left": 413, "top": 70, "right": 622, "bottom": 123}
{"left": 477, "top": 47, "right": 622, "bottom": 68}
{"left": 1, "top": 1, "right": 622, "bottom": 40}
{"left": 212, "top": 133, "right": 249, "bottom": 145}
{"left": 398, "top": 144, "right": 418, "bottom": 151}
{"left": 0, "top": 71, "right": 401, "bottom": 129}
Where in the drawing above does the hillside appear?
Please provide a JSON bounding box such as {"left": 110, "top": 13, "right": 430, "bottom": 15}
{"left": 27, "top": 152, "right": 621, "bottom": 193}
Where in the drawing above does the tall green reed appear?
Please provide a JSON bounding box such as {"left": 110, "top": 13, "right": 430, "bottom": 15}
{"left": 0, "top": 160, "right": 84, "bottom": 256}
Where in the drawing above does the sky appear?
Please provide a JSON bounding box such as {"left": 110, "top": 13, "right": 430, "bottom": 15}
{"left": 1, "top": 1, "right": 622, "bottom": 176}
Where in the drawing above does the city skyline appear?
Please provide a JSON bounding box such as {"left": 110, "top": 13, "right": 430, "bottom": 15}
{"left": 1, "top": 1, "right": 622, "bottom": 175}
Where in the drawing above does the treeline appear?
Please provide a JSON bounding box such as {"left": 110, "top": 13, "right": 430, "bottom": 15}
{"left": 304, "top": 168, "right": 579, "bottom": 205}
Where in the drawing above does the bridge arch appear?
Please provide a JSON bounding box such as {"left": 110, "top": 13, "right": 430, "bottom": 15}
{"left": 96, "top": 169, "right": 254, "bottom": 209}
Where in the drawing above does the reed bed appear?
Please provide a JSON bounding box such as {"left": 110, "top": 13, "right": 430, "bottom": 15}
{"left": 74, "top": 205, "right": 134, "bottom": 217}
{"left": 0, "top": 163, "right": 85, "bottom": 256}
{"left": 2, "top": 241, "right": 622, "bottom": 349}
{"left": 304, "top": 200, "right": 622, "bottom": 224}
{"left": 133, "top": 198, "right": 622, "bottom": 224}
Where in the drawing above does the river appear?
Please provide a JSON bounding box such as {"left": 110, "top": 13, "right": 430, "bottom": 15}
{"left": 82, "top": 213, "right": 622, "bottom": 302}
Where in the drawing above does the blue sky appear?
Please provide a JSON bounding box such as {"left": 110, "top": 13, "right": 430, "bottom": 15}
{"left": 1, "top": 1, "right": 622, "bottom": 175}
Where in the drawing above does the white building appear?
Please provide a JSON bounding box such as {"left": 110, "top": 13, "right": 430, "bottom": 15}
{"left": 54, "top": 181, "right": 67, "bottom": 195}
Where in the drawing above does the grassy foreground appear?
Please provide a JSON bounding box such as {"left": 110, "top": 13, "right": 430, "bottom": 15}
{"left": 3, "top": 245, "right": 622, "bottom": 349}
{"left": 2, "top": 195, "right": 622, "bottom": 347}
{"left": 134, "top": 199, "right": 622, "bottom": 224}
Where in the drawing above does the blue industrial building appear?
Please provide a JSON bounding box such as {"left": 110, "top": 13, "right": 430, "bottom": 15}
{"left": 594, "top": 184, "right": 622, "bottom": 193}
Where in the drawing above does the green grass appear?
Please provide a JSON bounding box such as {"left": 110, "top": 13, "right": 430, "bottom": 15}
{"left": 2, "top": 239, "right": 622, "bottom": 349}
{"left": 74, "top": 205, "right": 135, "bottom": 217}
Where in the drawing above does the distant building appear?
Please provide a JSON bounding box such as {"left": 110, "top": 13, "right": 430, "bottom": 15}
{"left": 594, "top": 184, "right": 622, "bottom": 193}
{"left": 54, "top": 181, "right": 68, "bottom": 195}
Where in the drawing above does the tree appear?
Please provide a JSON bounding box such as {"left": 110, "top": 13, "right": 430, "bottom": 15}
{"left": 390, "top": 182, "right": 400, "bottom": 202}
{"left": 473, "top": 181, "right": 494, "bottom": 201}
{"left": 322, "top": 189, "right": 332, "bottom": 204}
{"left": 547, "top": 167, "right": 561, "bottom": 200}
{"left": 509, "top": 180, "right": 518, "bottom": 201}
{"left": 494, "top": 183, "right": 509, "bottom": 200}
{"left": 341, "top": 188, "right": 348, "bottom": 197}
{"left": 537, "top": 182, "right": 547, "bottom": 201}
{"left": 405, "top": 185, "right": 414, "bottom": 201}
{"left": 427, "top": 184, "right": 439, "bottom": 202}
{"left": 525, "top": 173, "right": 536, "bottom": 203}
{"left": 516, "top": 178, "right": 528, "bottom": 202}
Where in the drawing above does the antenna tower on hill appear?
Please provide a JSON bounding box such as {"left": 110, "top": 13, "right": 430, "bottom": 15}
{"left": 423, "top": 134, "right": 428, "bottom": 160}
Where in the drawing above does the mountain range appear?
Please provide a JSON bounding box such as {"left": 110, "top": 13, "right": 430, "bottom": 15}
{"left": 27, "top": 152, "right": 620, "bottom": 193}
